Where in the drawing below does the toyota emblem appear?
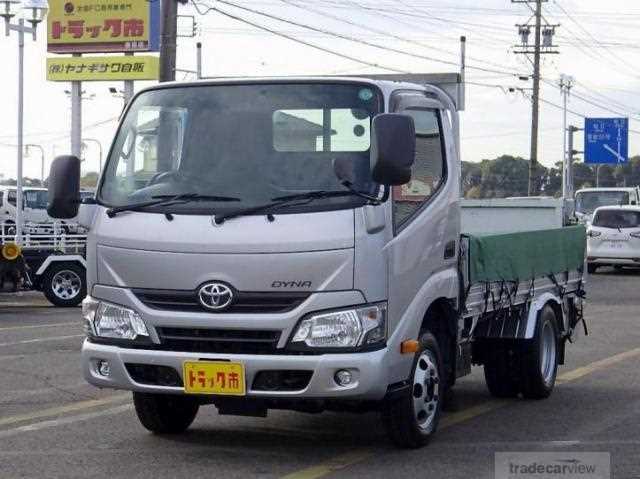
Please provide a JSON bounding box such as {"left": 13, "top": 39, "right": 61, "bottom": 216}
{"left": 198, "top": 282, "right": 234, "bottom": 311}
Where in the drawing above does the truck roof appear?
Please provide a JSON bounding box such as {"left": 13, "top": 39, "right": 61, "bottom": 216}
{"left": 133, "top": 73, "right": 464, "bottom": 111}
{"left": 576, "top": 187, "right": 638, "bottom": 193}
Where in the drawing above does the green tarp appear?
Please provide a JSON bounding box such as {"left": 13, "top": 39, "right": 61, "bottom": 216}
{"left": 466, "top": 225, "right": 587, "bottom": 284}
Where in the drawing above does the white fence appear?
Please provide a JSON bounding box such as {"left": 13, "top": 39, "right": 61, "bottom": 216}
{"left": 1, "top": 221, "right": 87, "bottom": 252}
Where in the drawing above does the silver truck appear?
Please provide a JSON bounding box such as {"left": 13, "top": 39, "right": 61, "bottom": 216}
{"left": 47, "top": 75, "right": 587, "bottom": 448}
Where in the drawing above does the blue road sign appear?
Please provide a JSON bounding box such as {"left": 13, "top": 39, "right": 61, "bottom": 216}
{"left": 584, "top": 117, "right": 629, "bottom": 164}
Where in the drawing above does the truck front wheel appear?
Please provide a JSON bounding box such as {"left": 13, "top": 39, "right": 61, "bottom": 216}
{"left": 133, "top": 392, "right": 199, "bottom": 434}
{"left": 382, "top": 332, "right": 444, "bottom": 449}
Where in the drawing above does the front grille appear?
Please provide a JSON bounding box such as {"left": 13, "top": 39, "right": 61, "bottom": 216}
{"left": 133, "top": 289, "right": 309, "bottom": 314}
{"left": 156, "top": 327, "right": 281, "bottom": 354}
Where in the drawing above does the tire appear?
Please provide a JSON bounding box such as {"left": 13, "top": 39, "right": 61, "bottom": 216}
{"left": 587, "top": 263, "right": 598, "bottom": 274}
{"left": 133, "top": 392, "right": 199, "bottom": 434}
{"left": 382, "top": 332, "right": 444, "bottom": 449}
{"left": 42, "top": 262, "right": 86, "bottom": 307}
{"left": 3, "top": 222, "right": 16, "bottom": 237}
{"left": 483, "top": 340, "right": 520, "bottom": 398}
{"left": 519, "top": 305, "right": 559, "bottom": 399}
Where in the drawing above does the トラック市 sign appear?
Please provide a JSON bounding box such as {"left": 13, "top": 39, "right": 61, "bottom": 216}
{"left": 47, "top": 0, "right": 160, "bottom": 53}
{"left": 584, "top": 117, "right": 629, "bottom": 164}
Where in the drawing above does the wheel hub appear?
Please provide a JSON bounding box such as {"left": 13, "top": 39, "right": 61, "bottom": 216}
{"left": 412, "top": 350, "right": 440, "bottom": 431}
{"left": 540, "top": 320, "right": 557, "bottom": 385}
{"left": 52, "top": 270, "right": 82, "bottom": 300}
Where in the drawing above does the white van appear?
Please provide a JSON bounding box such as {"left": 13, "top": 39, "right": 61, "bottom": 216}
{"left": 574, "top": 187, "right": 640, "bottom": 224}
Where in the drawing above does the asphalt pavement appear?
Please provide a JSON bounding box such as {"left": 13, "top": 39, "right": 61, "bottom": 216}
{"left": 0, "top": 269, "right": 639, "bottom": 479}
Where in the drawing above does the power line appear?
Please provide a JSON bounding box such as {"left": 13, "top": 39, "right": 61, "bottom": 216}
{"left": 550, "top": 0, "right": 640, "bottom": 81}
{"left": 195, "top": 3, "right": 407, "bottom": 73}
{"left": 202, "top": 0, "right": 529, "bottom": 77}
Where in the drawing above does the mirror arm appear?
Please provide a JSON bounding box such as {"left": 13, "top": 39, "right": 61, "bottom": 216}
{"left": 380, "top": 185, "right": 390, "bottom": 203}
{"left": 341, "top": 180, "right": 385, "bottom": 205}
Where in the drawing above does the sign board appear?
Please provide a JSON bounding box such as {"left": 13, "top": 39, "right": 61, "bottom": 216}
{"left": 47, "top": 0, "right": 160, "bottom": 53}
{"left": 46, "top": 56, "right": 159, "bottom": 81}
{"left": 584, "top": 117, "right": 629, "bottom": 164}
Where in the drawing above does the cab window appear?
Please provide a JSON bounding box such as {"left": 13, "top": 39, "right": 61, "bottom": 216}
{"left": 393, "top": 109, "right": 445, "bottom": 228}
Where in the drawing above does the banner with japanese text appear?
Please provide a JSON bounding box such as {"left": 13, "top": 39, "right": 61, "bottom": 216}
{"left": 46, "top": 56, "right": 159, "bottom": 81}
{"left": 47, "top": 0, "right": 160, "bottom": 53}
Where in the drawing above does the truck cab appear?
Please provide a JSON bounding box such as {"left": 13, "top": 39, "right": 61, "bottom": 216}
{"left": 575, "top": 186, "right": 640, "bottom": 224}
{"left": 47, "top": 76, "right": 585, "bottom": 448}
{"left": 0, "top": 186, "right": 51, "bottom": 233}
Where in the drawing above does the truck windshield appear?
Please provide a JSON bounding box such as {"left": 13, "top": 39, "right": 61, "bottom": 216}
{"left": 592, "top": 209, "right": 640, "bottom": 229}
{"left": 24, "top": 190, "right": 48, "bottom": 210}
{"left": 575, "top": 191, "right": 630, "bottom": 214}
{"left": 98, "top": 83, "right": 381, "bottom": 215}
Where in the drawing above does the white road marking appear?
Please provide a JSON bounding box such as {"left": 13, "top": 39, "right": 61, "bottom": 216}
{"left": 0, "top": 404, "right": 132, "bottom": 439}
{"left": 0, "top": 334, "right": 84, "bottom": 347}
{"left": 0, "top": 321, "right": 78, "bottom": 332}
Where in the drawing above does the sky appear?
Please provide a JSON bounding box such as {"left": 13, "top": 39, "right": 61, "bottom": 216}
{"left": 0, "top": 0, "right": 639, "bottom": 180}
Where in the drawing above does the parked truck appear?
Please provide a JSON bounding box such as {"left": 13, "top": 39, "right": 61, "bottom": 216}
{"left": 47, "top": 75, "right": 587, "bottom": 448}
{"left": 574, "top": 186, "right": 640, "bottom": 224}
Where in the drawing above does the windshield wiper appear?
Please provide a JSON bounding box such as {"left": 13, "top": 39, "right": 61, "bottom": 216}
{"left": 151, "top": 193, "right": 240, "bottom": 202}
{"left": 214, "top": 188, "right": 378, "bottom": 225}
{"left": 106, "top": 193, "right": 240, "bottom": 218}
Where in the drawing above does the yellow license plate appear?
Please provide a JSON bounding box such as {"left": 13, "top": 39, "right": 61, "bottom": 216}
{"left": 183, "top": 361, "right": 246, "bottom": 396}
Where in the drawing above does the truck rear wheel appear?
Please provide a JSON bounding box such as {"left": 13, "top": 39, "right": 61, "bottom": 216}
{"left": 42, "top": 262, "right": 86, "bottom": 307}
{"left": 382, "top": 332, "right": 444, "bottom": 449}
{"left": 133, "top": 392, "right": 199, "bottom": 434}
{"left": 519, "top": 305, "right": 559, "bottom": 399}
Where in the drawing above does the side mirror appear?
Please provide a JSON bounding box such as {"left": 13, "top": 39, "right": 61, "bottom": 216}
{"left": 370, "top": 113, "right": 416, "bottom": 186}
{"left": 47, "top": 155, "right": 81, "bottom": 219}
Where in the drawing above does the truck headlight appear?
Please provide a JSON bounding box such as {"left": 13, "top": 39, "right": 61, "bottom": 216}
{"left": 289, "top": 303, "right": 386, "bottom": 350}
{"left": 82, "top": 296, "right": 148, "bottom": 340}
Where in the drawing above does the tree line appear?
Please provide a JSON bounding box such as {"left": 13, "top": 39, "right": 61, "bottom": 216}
{"left": 463, "top": 155, "right": 640, "bottom": 199}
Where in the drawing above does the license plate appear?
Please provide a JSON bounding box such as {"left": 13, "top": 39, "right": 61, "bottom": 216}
{"left": 607, "top": 241, "right": 625, "bottom": 249}
{"left": 183, "top": 361, "right": 245, "bottom": 396}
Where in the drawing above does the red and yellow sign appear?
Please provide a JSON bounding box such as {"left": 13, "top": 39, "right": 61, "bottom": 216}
{"left": 47, "top": 0, "right": 160, "bottom": 53}
{"left": 183, "top": 361, "right": 246, "bottom": 396}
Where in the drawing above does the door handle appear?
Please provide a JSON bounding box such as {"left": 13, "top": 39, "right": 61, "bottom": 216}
{"left": 444, "top": 240, "right": 456, "bottom": 259}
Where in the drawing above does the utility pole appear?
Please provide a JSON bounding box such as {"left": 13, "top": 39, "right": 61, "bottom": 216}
{"left": 123, "top": 52, "right": 135, "bottom": 103}
{"left": 566, "top": 125, "right": 582, "bottom": 200}
{"left": 512, "top": 0, "right": 560, "bottom": 196}
{"left": 559, "top": 75, "right": 574, "bottom": 199}
{"left": 529, "top": 0, "right": 542, "bottom": 196}
{"left": 71, "top": 53, "right": 83, "bottom": 158}
{"left": 160, "top": 0, "right": 179, "bottom": 82}
{"left": 196, "top": 42, "right": 203, "bottom": 79}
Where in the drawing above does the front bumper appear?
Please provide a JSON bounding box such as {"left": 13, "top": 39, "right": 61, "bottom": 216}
{"left": 82, "top": 339, "right": 391, "bottom": 401}
{"left": 588, "top": 257, "right": 640, "bottom": 266}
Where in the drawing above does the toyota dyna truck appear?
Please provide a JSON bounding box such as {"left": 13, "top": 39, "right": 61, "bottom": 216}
{"left": 47, "top": 75, "right": 587, "bottom": 448}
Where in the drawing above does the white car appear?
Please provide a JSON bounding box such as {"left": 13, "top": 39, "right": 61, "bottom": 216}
{"left": 587, "top": 205, "right": 640, "bottom": 273}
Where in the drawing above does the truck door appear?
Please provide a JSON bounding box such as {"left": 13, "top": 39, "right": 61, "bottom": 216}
{"left": 387, "top": 92, "right": 460, "bottom": 331}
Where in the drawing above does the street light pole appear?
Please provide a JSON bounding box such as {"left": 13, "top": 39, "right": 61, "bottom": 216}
{"left": 82, "top": 138, "right": 103, "bottom": 172}
{"left": 2, "top": 0, "right": 48, "bottom": 244}
{"left": 25, "top": 143, "right": 45, "bottom": 183}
